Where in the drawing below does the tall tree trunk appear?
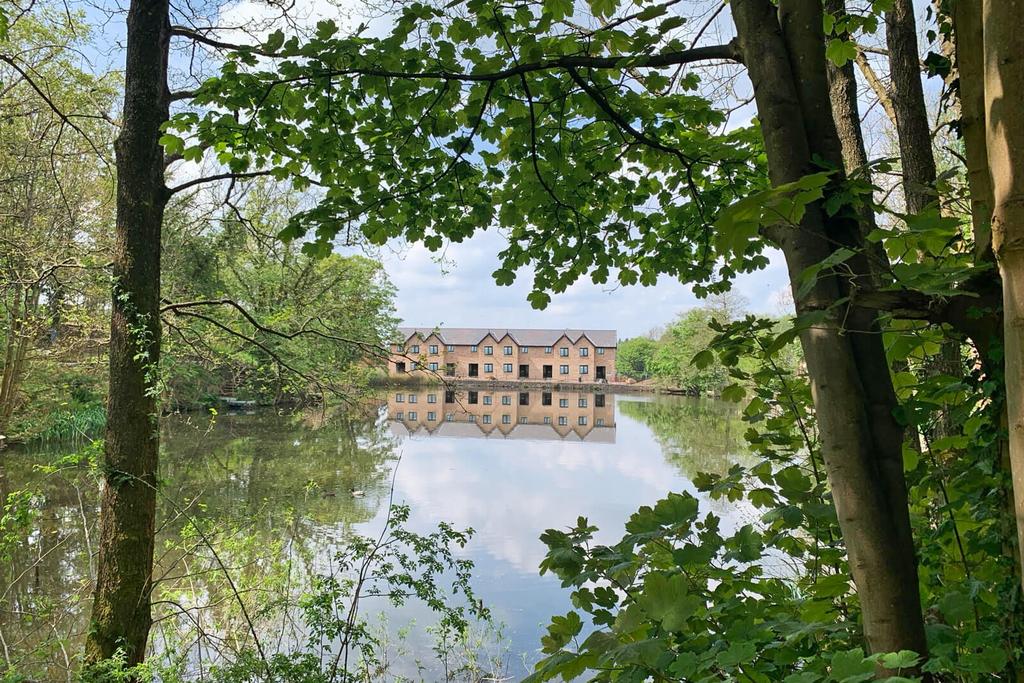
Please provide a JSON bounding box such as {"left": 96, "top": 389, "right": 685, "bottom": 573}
{"left": 84, "top": 0, "right": 170, "bottom": 665}
{"left": 732, "top": 0, "right": 929, "bottom": 663}
{"left": 887, "top": 0, "right": 938, "bottom": 215}
{"left": 984, "top": 0, "right": 1024, "bottom": 595}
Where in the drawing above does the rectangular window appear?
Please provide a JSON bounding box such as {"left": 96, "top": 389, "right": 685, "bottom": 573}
{"left": 520, "top": 346, "right": 529, "bottom": 353}
{"left": 484, "top": 345, "right": 493, "bottom": 355}
{"left": 595, "top": 393, "right": 606, "bottom": 407}
{"left": 559, "top": 398, "right": 569, "bottom": 408}
{"left": 394, "top": 344, "right": 404, "bottom": 353}
{"left": 579, "top": 347, "right": 589, "bottom": 357}
{"left": 543, "top": 416, "right": 552, "bottom": 424}
{"left": 468, "top": 414, "right": 477, "bottom": 423}
{"left": 411, "top": 344, "right": 420, "bottom": 353}
{"left": 446, "top": 413, "right": 454, "bottom": 422}
{"left": 519, "top": 392, "right": 529, "bottom": 406}
{"left": 579, "top": 365, "right": 589, "bottom": 374}
{"left": 560, "top": 365, "right": 569, "bottom": 375}
{"left": 396, "top": 411, "right": 404, "bottom": 420}
{"left": 429, "top": 345, "right": 439, "bottom": 354}
{"left": 482, "top": 414, "right": 492, "bottom": 424}
{"left": 444, "top": 390, "right": 455, "bottom": 403}
{"left": 428, "top": 362, "right": 439, "bottom": 371}
{"left": 558, "top": 416, "right": 567, "bottom": 426}
{"left": 471, "top": 345, "right": 478, "bottom": 352}
{"left": 519, "top": 416, "right": 528, "bottom": 424}
{"left": 597, "top": 347, "right": 605, "bottom": 355}
{"left": 408, "top": 411, "right": 418, "bottom": 420}
{"left": 503, "top": 363, "right": 513, "bottom": 373}
{"left": 542, "top": 392, "right": 552, "bottom": 406}
{"left": 446, "top": 344, "right": 455, "bottom": 352}
{"left": 596, "top": 418, "right": 605, "bottom": 426}
{"left": 468, "top": 391, "right": 478, "bottom": 404}
{"left": 468, "top": 363, "right": 479, "bottom": 377}
{"left": 578, "top": 397, "right": 588, "bottom": 408}
{"left": 503, "top": 345, "right": 513, "bottom": 355}
{"left": 544, "top": 346, "right": 553, "bottom": 354}
{"left": 484, "top": 363, "right": 494, "bottom": 373}
{"left": 560, "top": 347, "right": 569, "bottom": 357}
{"left": 395, "top": 393, "right": 404, "bottom": 403}
{"left": 408, "top": 394, "right": 417, "bottom": 403}
{"left": 501, "top": 395, "right": 511, "bottom": 405}
{"left": 410, "top": 361, "right": 418, "bottom": 370}
{"left": 578, "top": 416, "right": 588, "bottom": 426}
{"left": 483, "top": 395, "right": 493, "bottom": 405}
{"left": 427, "top": 393, "right": 437, "bottom": 404}
{"left": 445, "top": 363, "right": 456, "bottom": 376}
{"left": 395, "top": 362, "right": 406, "bottom": 373}
{"left": 502, "top": 414, "right": 511, "bottom": 424}
{"left": 427, "top": 411, "right": 436, "bottom": 421}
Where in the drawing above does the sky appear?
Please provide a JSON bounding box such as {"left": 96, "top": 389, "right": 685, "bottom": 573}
{"left": 71, "top": 0, "right": 935, "bottom": 340}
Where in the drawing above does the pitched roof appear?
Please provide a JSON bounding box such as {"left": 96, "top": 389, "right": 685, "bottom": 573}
{"left": 397, "top": 327, "right": 617, "bottom": 347}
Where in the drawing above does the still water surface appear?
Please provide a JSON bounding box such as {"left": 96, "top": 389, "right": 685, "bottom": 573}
{"left": 0, "top": 390, "right": 751, "bottom": 679}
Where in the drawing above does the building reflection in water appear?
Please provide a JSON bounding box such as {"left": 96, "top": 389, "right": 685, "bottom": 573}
{"left": 386, "top": 387, "right": 616, "bottom": 443}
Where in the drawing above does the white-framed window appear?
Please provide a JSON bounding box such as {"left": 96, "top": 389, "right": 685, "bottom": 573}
{"left": 482, "top": 414, "right": 492, "bottom": 424}
{"left": 427, "top": 411, "right": 437, "bottom": 421}
{"left": 429, "top": 345, "right": 439, "bottom": 354}
{"left": 395, "top": 394, "right": 404, "bottom": 403}
{"left": 428, "top": 362, "right": 439, "bottom": 371}
{"left": 519, "top": 416, "right": 528, "bottom": 424}
{"left": 558, "top": 416, "right": 567, "bottom": 426}
{"left": 559, "top": 398, "right": 569, "bottom": 408}
{"left": 579, "top": 347, "right": 589, "bottom": 357}
{"left": 578, "top": 416, "right": 588, "bottom": 426}
{"left": 597, "top": 347, "right": 605, "bottom": 355}
{"left": 596, "top": 418, "right": 605, "bottom": 426}
{"left": 411, "top": 344, "right": 420, "bottom": 353}
{"left": 559, "top": 347, "right": 569, "bottom": 357}
{"left": 578, "top": 397, "right": 588, "bottom": 407}
{"left": 484, "top": 363, "right": 494, "bottom": 373}
{"left": 503, "top": 363, "right": 513, "bottom": 373}
{"left": 446, "top": 344, "right": 455, "bottom": 352}
{"left": 427, "top": 393, "right": 437, "bottom": 404}
{"left": 520, "top": 346, "right": 529, "bottom": 353}
{"left": 446, "top": 413, "right": 454, "bottom": 422}
{"left": 501, "top": 395, "right": 511, "bottom": 405}
{"left": 483, "top": 395, "right": 493, "bottom": 405}
{"left": 408, "top": 411, "right": 418, "bottom": 420}
{"left": 503, "top": 345, "right": 513, "bottom": 355}
{"left": 560, "top": 365, "right": 569, "bottom": 375}
{"left": 394, "top": 344, "right": 404, "bottom": 353}
{"left": 396, "top": 411, "right": 404, "bottom": 420}
{"left": 471, "top": 345, "right": 478, "bottom": 352}
{"left": 543, "top": 416, "right": 551, "bottom": 424}
{"left": 408, "top": 394, "right": 417, "bottom": 403}
{"left": 484, "top": 345, "right": 494, "bottom": 355}
{"left": 501, "top": 414, "right": 511, "bottom": 424}
{"left": 579, "top": 365, "right": 589, "bottom": 374}
{"left": 544, "top": 346, "right": 553, "bottom": 354}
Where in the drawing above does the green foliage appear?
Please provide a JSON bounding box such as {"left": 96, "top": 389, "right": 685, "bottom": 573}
{"left": 615, "top": 336, "right": 658, "bottom": 380}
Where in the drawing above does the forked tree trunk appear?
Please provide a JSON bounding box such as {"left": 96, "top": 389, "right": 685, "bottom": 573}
{"left": 984, "top": 0, "right": 1024, "bottom": 596}
{"left": 84, "top": 0, "right": 170, "bottom": 664}
{"left": 732, "top": 0, "right": 929, "bottom": 663}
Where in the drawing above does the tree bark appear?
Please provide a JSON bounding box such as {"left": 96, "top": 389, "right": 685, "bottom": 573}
{"left": 984, "top": 0, "right": 1024, "bottom": 596}
{"left": 84, "top": 0, "right": 170, "bottom": 665}
{"left": 732, "top": 0, "right": 929, "bottom": 663}
{"left": 886, "top": 0, "right": 938, "bottom": 215}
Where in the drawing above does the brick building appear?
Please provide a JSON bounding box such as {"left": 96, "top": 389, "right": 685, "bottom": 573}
{"left": 388, "top": 327, "right": 617, "bottom": 382}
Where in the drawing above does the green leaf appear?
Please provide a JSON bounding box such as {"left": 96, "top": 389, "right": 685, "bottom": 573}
{"left": 825, "top": 38, "right": 858, "bottom": 66}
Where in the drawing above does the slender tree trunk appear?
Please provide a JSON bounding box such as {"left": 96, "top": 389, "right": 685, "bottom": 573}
{"left": 984, "top": 0, "right": 1024, "bottom": 595}
{"left": 732, "top": 0, "right": 929, "bottom": 663}
{"left": 84, "top": 0, "right": 170, "bottom": 665}
{"left": 887, "top": 0, "right": 937, "bottom": 214}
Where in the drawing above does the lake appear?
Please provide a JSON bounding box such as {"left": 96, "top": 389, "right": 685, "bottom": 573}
{"left": 0, "top": 389, "right": 753, "bottom": 681}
